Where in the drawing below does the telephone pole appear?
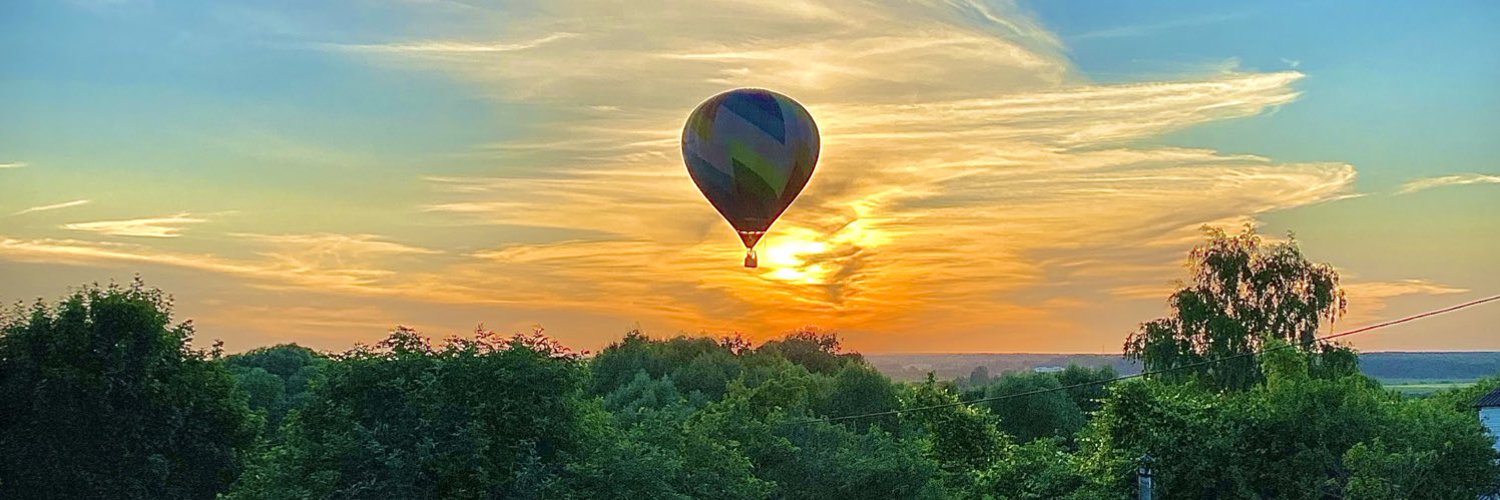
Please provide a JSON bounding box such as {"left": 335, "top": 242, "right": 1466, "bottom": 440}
{"left": 1137, "top": 454, "right": 1155, "bottom": 500}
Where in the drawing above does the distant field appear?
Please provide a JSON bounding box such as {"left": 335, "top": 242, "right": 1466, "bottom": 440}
{"left": 866, "top": 352, "right": 1500, "bottom": 387}
{"left": 864, "top": 353, "right": 1139, "bottom": 382}
{"left": 1379, "top": 380, "right": 1477, "bottom": 396}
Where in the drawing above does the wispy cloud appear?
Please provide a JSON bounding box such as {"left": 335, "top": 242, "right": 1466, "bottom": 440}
{"left": 191, "top": 303, "right": 424, "bottom": 344}
{"left": 0, "top": 232, "right": 442, "bottom": 294}
{"left": 1343, "top": 279, "right": 1468, "bottom": 300}
{"left": 336, "top": 0, "right": 1073, "bottom": 106}
{"left": 62, "top": 212, "right": 207, "bottom": 237}
{"left": 296, "top": 0, "right": 1365, "bottom": 352}
{"left": 1067, "top": 12, "right": 1248, "bottom": 41}
{"left": 0, "top": 237, "right": 262, "bottom": 278}
{"left": 232, "top": 233, "right": 442, "bottom": 255}
{"left": 1397, "top": 173, "right": 1500, "bottom": 194}
{"left": 326, "top": 32, "right": 576, "bottom": 54}
{"left": 1340, "top": 279, "right": 1471, "bottom": 325}
{"left": 0, "top": 162, "right": 26, "bottom": 169}
{"left": 63, "top": 0, "right": 144, "bottom": 10}
{"left": 230, "top": 233, "right": 442, "bottom": 278}
{"left": 12, "top": 199, "right": 91, "bottom": 216}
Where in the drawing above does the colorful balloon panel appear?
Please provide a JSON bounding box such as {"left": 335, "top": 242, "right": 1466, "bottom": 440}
{"left": 682, "top": 88, "right": 819, "bottom": 250}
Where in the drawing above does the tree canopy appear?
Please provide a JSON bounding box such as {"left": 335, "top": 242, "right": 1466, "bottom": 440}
{"left": 3, "top": 226, "right": 1498, "bottom": 498}
{"left": 1125, "top": 225, "right": 1351, "bottom": 391}
{"left": 0, "top": 281, "right": 258, "bottom": 499}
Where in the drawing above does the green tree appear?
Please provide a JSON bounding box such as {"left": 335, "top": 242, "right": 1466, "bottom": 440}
{"left": 769, "top": 422, "right": 942, "bottom": 499}
{"left": 0, "top": 281, "right": 258, "bottom": 499}
{"left": 1345, "top": 433, "right": 1498, "bottom": 500}
{"left": 563, "top": 397, "right": 772, "bottom": 500}
{"left": 1079, "top": 379, "right": 1249, "bottom": 498}
{"left": 966, "top": 365, "right": 990, "bottom": 387}
{"left": 602, "top": 369, "right": 687, "bottom": 419}
{"left": 982, "top": 372, "right": 1086, "bottom": 442}
{"left": 819, "top": 364, "right": 902, "bottom": 432}
{"left": 693, "top": 376, "right": 944, "bottom": 499}
{"left": 900, "top": 376, "right": 1010, "bottom": 491}
{"left": 585, "top": 331, "right": 944, "bottom": 497}
{"left": 225, "top": 344, "right": 326, "bottom": 434}
{"left": 1124, "top": 225, "right": 1348, "bottom": 391}
{"left": 589, "top": 332, "right": 744, "bottom": 401}
{"left": 755, "top": 329, "right": 860, "bottom": 375}
{"left": 1424, "top": 374, "right": 1500, "bottom": 413}
{"left": 973, "top": 438, "right": 1099, "bottom": 500}
{"left": 1056, "top": 365, "right": 1118, "bottom": 414}
{"left": 231, "top": 327, "right": 590, "bottom": 499}
{"left": 1080, "top": 343, "right": 1500, "bottom": 498}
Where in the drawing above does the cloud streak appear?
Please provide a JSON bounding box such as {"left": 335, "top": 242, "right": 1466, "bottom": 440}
{"left": 1067, "top": 12, "right": 1247, "bottom": 41}
{"left": 1340, "top": 278, "right": 1472, "bottom": 326}
{"left": 0, "top": 232, "right": 444, "bottom": 295}
{"left": 0, "top": 162, "right": 26, "bottom": 169}
{"left": 12, "top": 199, "right": 91, "bottom": 216}
{"left": 1397, "top": 173, "right": 1500, "bottom": 194}
{"left": 327, "top": 32, "right": 577, "bottom": 54}
{"left": 62, "top": 212, "right": 207, "bottom": 238}
{"left": 1343, "top": 279, "right": 1468, "bottom": 300}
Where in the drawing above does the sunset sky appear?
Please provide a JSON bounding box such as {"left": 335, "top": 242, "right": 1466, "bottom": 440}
{"left": 2, "top": 0, "right": 1496, "bottom": 354}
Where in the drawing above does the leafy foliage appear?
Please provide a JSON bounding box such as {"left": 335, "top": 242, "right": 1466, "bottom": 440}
{"left": 1080, "top": 342, "right": 1500, "bottom": 498}
{"left": 229, "top": 327, "right": 589, "bottom": 499}
{"left": 955, "top": 365, "right": 1115, "bottom": 443}
{"left": 1125, "top": 225, "right": 1350, "bottom": 391}
{"left": 225, "top": 344, "right": 326, "bottom": 434}
{"left": 980, "top": 372, "right": 1085, "bottom": 442}
{"left": 0, "top": 281, "right": 258, "bottom": 499}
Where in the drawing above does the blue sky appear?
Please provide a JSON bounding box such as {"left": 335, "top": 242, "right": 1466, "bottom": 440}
{"left": 1027, "top": 0, "right": 1498, "bottom": 188}
{"left": 1028, "top": 0, "right": 1499, "bottom": 319}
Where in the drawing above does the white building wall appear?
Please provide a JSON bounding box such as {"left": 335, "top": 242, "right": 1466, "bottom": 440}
{"left": 1482, "top": 407, "right": 1500, "bottom": 455}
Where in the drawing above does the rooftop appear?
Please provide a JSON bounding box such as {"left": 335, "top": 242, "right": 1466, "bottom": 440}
{"left": 1476, "top": 387, "right": 1500, "bottom": 408}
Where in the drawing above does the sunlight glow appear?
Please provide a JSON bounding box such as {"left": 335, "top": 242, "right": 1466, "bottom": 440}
{"left": 755, "top": 203, "right": 889, "bottom": 290}
{"left": 761, "top": 237, "right": 829, "bottom": 284}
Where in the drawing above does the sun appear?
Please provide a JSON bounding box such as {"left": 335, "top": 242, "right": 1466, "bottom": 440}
{"left": 761, "top": 236, "right": 831, "bottom": 285}
{"left": 754, "top": 199, "right": 891, "bottom": 288}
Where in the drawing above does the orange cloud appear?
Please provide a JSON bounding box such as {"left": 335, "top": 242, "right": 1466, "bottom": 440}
{"left": 62, "top": 212, "right": 207, "bottom": 238}
{"left": 332, "top": 1, "right": 1360, "bottom": 344}
{"left": 2, "top": 0, "right": 1429, "bottom": 353}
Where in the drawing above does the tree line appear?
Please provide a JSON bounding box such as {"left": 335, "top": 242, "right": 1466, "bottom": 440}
{"left": 2, "top": 227, "right": 1497, "bottom": 499}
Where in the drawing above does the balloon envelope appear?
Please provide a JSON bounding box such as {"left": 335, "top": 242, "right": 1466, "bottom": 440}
{"left": 682, "top": 88, "right": 820, "bottom": 255}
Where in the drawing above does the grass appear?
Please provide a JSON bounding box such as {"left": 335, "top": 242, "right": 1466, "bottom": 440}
{"left": 1378, "top": 379, "right": 1478, "bottom": 396}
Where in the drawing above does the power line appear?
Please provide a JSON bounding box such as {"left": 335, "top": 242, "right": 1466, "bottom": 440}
{"left": 801, "top": 294, "right": 1500, "bottom": 425}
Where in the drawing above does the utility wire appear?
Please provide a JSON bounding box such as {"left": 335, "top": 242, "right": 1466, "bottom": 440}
{"left": 801, "top": 294, "right": 1500, "bottom": 425}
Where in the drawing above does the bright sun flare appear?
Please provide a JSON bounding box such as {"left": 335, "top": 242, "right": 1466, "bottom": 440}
{"left": 763, "top": 238, "right": 829, "bottom": 284}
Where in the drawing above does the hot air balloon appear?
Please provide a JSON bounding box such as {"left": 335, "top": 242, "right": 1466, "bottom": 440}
{"left": 682, "top": 88, "right": 820, "bottom": 268}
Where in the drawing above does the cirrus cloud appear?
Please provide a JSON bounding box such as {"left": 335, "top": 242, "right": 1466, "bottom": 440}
{"left": 1397, "top": 173, "right": 1500, "bottom": 194}
{"left": 336, "top": 0, "right": 1362, "bottom": 350}
{"left": 12, "top": 199, "right": 91, "bottom": 216}
{"left": 62, "top": 212, "right": 208, "bottom": 238}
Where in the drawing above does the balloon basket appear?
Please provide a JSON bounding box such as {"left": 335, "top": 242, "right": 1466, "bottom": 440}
{"left": 744, "top": 248, "right": 758, "bottom": 268}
